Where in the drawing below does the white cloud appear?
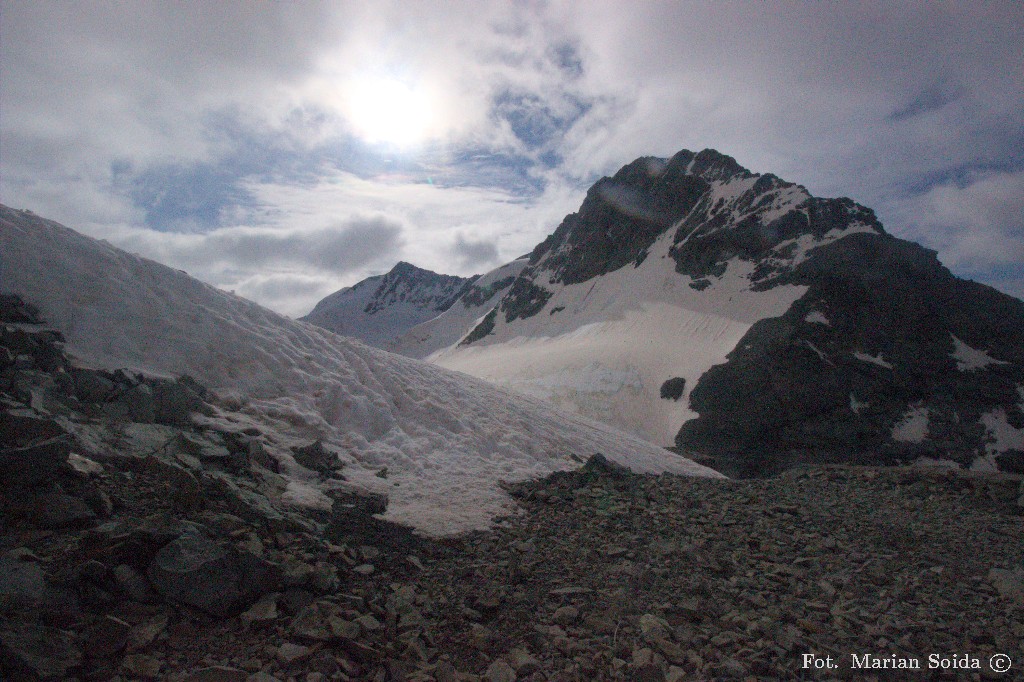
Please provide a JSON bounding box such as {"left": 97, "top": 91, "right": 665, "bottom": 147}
{"left": 900, "top": 170, "right": 1024, "bottom": 272}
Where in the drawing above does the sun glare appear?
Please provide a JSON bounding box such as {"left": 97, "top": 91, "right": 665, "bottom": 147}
{"left": 347, "top": 77, "right": 434, "bottom": 148}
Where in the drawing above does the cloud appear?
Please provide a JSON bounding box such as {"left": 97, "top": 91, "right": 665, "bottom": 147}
{"left": 229, "top": 273, "right": 341, "bottom": 318}
{"left": 899, "top": 170, "right": 1024, "bottom": 272}
{"left": 888, "top": 83, "right": 960, "bottom": 122}
{"left": 88, "top": 214, "right": 405, "bottom": 315}
{"left": 452, "top": 234, "right": 500, "bottom": 270}
{"left": 2, "top": 0, "right": 1023, "bottom": 311}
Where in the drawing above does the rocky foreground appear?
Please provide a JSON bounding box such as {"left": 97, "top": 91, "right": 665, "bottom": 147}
{"left": 2, "top": 296, "right": 1024, "bottom": 681}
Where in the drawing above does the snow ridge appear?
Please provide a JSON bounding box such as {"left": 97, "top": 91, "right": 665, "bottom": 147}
{"left": 0, "top": 205, "right": 720, "bottom": 536}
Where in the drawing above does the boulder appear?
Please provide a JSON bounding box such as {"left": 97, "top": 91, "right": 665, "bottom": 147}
{"left": 149, "top": 378, "right": 211, "bottom": 426}
{"left": 0, "top": 621, "right": 82, "bottom": 679}
{"left": 0, "top": 549, "right": 79, "bottom": 616}
{"left": 107, "top": 383, "right": 155, "bottom": 423}
{"left": 146, "top": 528, "right": 282, "bottom": 617}
{"left": 0, "top": 436, "right": 73, "bottom": 487}
{"left": 0, "top": 408, "right": 65, "bottom": 447}
{"left": 69, "top": 368, "right": 116, "bottom": 403}
{"left": 0, "top": 294, "right": 42, "bottom": 323}
{"left": 988, "top": 567, "right": 1024, "bottom": 605}
{"left": 291, "top": 440, "right": 340, "bottom": 476}
{"left": 25, "top": 488, "right": 96, "bottom": 529}
{"left": 141, "top": 455, "right": 204, "bottom": 513}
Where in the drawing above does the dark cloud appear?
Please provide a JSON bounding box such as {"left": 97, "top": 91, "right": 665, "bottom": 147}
{"left": 453, "top": 234, "right": 500, "bottom": 269}
{"left": 888, "top": 83, "right": 959, "bottom": 122}
{"left": 202, "top": 218, "right": 405, "bottom": 275}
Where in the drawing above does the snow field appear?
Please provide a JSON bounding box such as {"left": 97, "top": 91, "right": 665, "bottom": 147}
{"left": 0, "top": 206, "right": 721, "bottom": 536}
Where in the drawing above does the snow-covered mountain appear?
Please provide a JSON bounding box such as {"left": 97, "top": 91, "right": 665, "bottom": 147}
{"left": 391, "top": 257, "right": 529, "bottom": 358}
{"left": 300, "top": 261, "right": 475, "bottom": 348}
{"left": 0, "top": 204, "right": 720, "bottom": 535}
{"left": 331, "top": 149, "right": 1024, "bottom": 477}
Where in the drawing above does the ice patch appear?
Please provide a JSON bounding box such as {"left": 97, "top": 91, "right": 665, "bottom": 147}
{"left": 853, "top": 351, "right": 893, "bottom": 369}
{"left": 804, "top": 310, "right": 830, "bottom": 325}
{"left": 892, "top": 405, "right": 929, "bottom": 443}
{"left": 951, "top": 335, "right": 1010, "bottom": 371}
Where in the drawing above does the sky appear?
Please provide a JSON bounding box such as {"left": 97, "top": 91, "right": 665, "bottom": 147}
{"left": 2, "top": 1, "right": 1022, "bottom": 316}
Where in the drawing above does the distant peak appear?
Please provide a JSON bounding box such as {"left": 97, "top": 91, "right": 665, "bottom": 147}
{"left": 390, "top": 261, "right": 421, "bottom": 274}
{"left": 384, "top": 261, "right": 445, "bottom": 282}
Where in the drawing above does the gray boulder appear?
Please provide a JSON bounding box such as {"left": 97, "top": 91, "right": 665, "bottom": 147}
{"left": 0, "top": 436, "right": 73, "bottom": 487}
{"left": 0, "top": 621, "right": 82, "bottom": 679}
{"left": 69, "top": 368, "right": 116, "bottom": 403}
{"left": 146, "top": 528, "right": 282, "bottom": 617}
{"left": 149, "top": 377, "right": 212, "bottom": 426}
{"left": 106, "top": 382, "right": 155, "bottom": 423}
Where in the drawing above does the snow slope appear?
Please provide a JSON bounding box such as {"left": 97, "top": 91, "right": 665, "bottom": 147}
{"left": 0, "top": 205, "right": 721, "bottom": 535}
{"left": 430, "top": 230, "right": 809, "bottom": 444}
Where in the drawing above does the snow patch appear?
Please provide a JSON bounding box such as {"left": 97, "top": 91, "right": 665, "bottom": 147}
{"left": 804, "top": 310, "right": 830, "bottom": 325}
{"left": 980, "top": 408, "right": 1024, "bottom": 455}
{"left": 892, "top": 405, "right": 930, "bottom": 443}
{"left": 849, "top": 393, "right": 867, "bottom": 414}
{"left": 802, "top": 340, "right": 832, "bottom": 365}
{"left": 853, "top": 351, "right": 893, "bottom": 369}
{"left": 951, "top": 335, "right": 1010, "bottom": 371}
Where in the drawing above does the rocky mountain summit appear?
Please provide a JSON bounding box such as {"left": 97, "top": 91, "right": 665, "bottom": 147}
{"left": 307, "top": 149, "right": 1024, "bottom": 478}
{"left": 3, "top": 299, "right": 1023, "bottom": 680}
{"left": 301, "top": 262, "right": 475, "bottom": 349}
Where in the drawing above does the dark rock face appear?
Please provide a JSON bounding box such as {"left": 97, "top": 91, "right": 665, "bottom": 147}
{"left": 460, "top": 307, "right": 497, "bottom": 346}
{"left": 460, "top": 275, "right": 518, "bottom": 309}
{"left": 500, "top": 277, "right": 553, "bottom": 323}
{"left": 479, "top": 147, "right": 885, "bottom": 335}
{"left": 677, "top": 232, "right": 1024, "bottom": 477}
{"left": 671, "top": 195, "right": 882, "bottom": 287}
{"left": 659, "top": 378, "right": 686, "bottom": 401}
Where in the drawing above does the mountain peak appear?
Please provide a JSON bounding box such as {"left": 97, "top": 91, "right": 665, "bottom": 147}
{"left": 388, "top": 260, "right": 429, "bottom": 276}
{"left": 428, "top": 149, "right": 1023, "bottom": 477}
{"left": 524, "top": 146, "right": 871, "bottom": 289}
{"left": 302, "top": 261, "right": 475, "bottom": 346}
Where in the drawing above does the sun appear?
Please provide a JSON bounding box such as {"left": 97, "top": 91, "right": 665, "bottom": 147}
{"left": 346, "top": 77, "right": 435, "bottom": 148}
